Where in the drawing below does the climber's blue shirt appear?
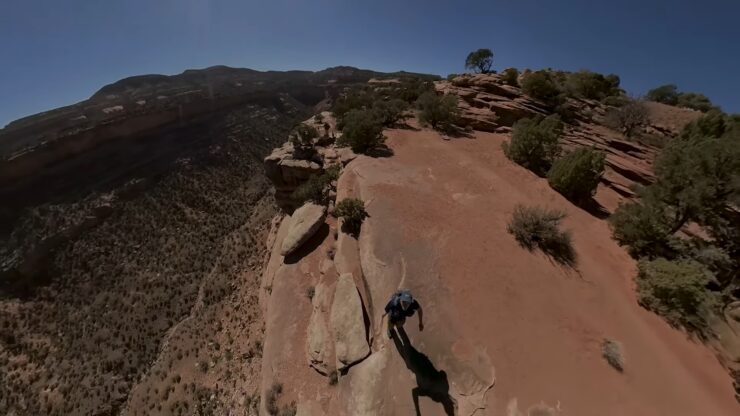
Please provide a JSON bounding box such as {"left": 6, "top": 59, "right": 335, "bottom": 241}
{"left": 385, "top": 296, "right": 420, "bottom": 323}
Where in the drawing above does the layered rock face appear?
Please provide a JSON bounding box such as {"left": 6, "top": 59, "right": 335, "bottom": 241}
{"left": 438, "top": 73, "right": 700, "bottom": 207}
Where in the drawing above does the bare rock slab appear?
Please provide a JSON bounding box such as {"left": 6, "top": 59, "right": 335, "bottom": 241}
{"left": 330, "top": 273, "right": 369, "bottom": 370}
{"left": 280, "top": 203, "right": 326, "bottom": 256}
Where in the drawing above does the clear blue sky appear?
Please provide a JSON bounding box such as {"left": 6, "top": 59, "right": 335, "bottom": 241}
{"left": 1, "top": 0, "right": 739, "bottom": 126}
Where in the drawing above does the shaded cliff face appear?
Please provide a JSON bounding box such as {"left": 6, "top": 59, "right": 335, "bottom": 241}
{"left": 0, "top": 66, "right": 436, "bottom": 416}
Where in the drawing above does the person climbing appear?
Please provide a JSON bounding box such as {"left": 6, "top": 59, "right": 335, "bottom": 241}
{"left": 383, "top": 289, "right": 424, "bottom": 338}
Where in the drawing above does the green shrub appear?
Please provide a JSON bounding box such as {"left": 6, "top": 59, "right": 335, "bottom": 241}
{"left": 679, "top": 109, "right": 729, "bottom": 140}
{"left": 292, "top": 165, "right": 340, "bottom": 205}
{"left": 332, "top": 89, "right": 376, "bottom": 121}
{"left": 372, "top": 98, "right": 409, "bottom": 127}
{"left": 289, "top": 124, "right": 319, "bottom": 148}
{"left": 646, "top": 84, "right": 716, "bottom": 112}
{"left": 334, "top": 198, "right": 369, "bottom": 236}
{"left": 337, "top": 109, "right": 385, "bottom": 153}
{"left": 565, "top": 70, "right": 621, "bottom": 100}
{"left": 601, "top": 95, "right": 629, "bottom": 107}
{"left": 677, "top": 92, "right": 714, "bottom": 112}
{"left": 547, "top": 147, "right": 605, "bottom": 203}
{"left": 465, "top": 48, "right": 494, "bottom": 73}
{"left": 636, "top": 258, "right": 717, "bottom": 334}
{"left": 507, "top": 205, "right": 575, "bottom": 266}
{"left": 608, "top": 189, "right": 673, "bottom": 257}
{"left": 416, "top": 92, "right": 460, "bottom": 132}
{"left": 521, "top": 70, "right": 564, "bottom": 107}
{"left": 646, "top": 84, "right": 679, "bottom": 105}
{"left": 604, "top": 99, "right": 648, "bottom": 137}
{"left": 501, "top": 68, "right": 519, "bottom": 87}
{"left": 503, "top": 115, "right": 563, "bottom": 176}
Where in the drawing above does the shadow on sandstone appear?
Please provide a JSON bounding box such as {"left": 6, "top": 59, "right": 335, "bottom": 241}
{"left": 284, "top": 223, "right": 330, "bottom": 265}
{"left": 391, "top": 326, "right": 455, "bottom": 416}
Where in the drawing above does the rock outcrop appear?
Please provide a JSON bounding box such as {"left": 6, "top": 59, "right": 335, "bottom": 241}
{"left": 280, "top": 203, "right": 327, "bottom": 256}
{"left": 330, "top": 273, "right": 370, "bottom": 370}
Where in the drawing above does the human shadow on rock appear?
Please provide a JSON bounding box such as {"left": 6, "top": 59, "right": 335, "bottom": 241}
{"left": 391, "top": 326, "right": 455, "bottom": 416}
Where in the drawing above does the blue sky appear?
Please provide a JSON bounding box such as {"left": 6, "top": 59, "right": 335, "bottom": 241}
{"left": 1, "top": 0, "right": 739, "bottom": 126}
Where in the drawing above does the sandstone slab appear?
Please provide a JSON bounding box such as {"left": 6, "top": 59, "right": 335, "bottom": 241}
{"left": 330, "top": 273, "right": 369, "bottom": 370}
{"left": 280, "top": 203, "right": 326, "bottom": 256}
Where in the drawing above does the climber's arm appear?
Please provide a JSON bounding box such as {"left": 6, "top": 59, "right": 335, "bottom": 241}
{"left": 417, "top": 303, "right": 424, "bottom": 331}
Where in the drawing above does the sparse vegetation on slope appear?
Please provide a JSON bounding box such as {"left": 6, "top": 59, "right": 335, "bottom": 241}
{"left": 501, "top": 68, "right": 520, "bottom": 87}
{"left": 647, "top": 84, "right": 717, "bottom": 112}
{"left": 416, "top": 92, "right": 460, "bottom": 133}
{"left": 637, "top": 258, "right": 718, "bottom": 335}
{"left": 507, "top": 205, "right": 575, "bottom": 266}
{"left": 610, "top": 109, "right": 740, "bottom": 335}
{"left": 292, "top": 165, "right": 340, "bottom": 205}
{"left": 565, "top": 70, "right": 622, "bottom": 100}
{"left": 337, "top": 109, "right": 386, "bottom": 153}
{"left": 547, "top": 147, "right": 605, "bottom": 204}
{"left": 604, "top": 99, "right": 649, "bottom": 137}
{"left": 334, "top": 198, "right": 369, "bottom": 236}
{"left": 503, "top": 115, "right": 563, "bottom": 176}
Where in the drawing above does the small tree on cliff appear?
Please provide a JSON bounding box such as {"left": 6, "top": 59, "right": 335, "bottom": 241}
{"left": 465, "top": 48, "right": 494, "bottom": 74}
{"left": 334, "top": 198, "right": 369, "bottom": 236}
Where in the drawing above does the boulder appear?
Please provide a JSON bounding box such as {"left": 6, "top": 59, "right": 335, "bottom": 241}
{"left": 330, "top": 273, "right": 369, "bottom": 370}
{"left": 280, "top": 203, "right": 327, "bottom": 256}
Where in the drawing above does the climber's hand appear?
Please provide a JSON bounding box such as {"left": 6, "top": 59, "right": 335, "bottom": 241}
{"left": 418, "top": 322, "right": 424, "bottom": 332}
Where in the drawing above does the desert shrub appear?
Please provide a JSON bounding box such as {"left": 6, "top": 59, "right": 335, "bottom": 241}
{"left": 646, "top": 84, "right": 715, "bottom": 112}
{"left": 503, "top": 115, "right": 563, "bottom": 176}
{"left": 337, "top": 109, "right": 385, "bottom": 153}
{"left": 332, "top": 88, "right": 376, "bottom": 121}
{"left": 288, "top": 124, "right": 318, "bottom": 148}
{"left": 521, "top": 70, "right": 564, "bottom": 107}
{"left": 265, "top": 382, "right": 283, "bottom": 415}
{"left": 501, "top": 68, "right": 519, "bottom": 87}
{"left": 636, "top": 258, "right": 717, "bottom": 334}
{"left": 646, "top": 84, "right": 679, "bottom": 105}
{"left": 604, "top": 99, "right": 648, "bottom": 137}
{"left": 608, "top": 189, "right": 673, "bottom": 257}
{"left": 447, "top": 73, "right": 458, "bottom": 81}
{"left": 601, "top": 339, "right": 624, "bottom": 372}
{"left": 547, "top": 147, "right": 605, "bottom": 203}
{"left": 292, "top": 165, "right": 340, "bottom": 205}
{"left": 679, "top": 109, "right": 729, "bottom": 140}
{"left": 677, "top": 92, "right": 714, "bottom": 112}
{"left": 416, "top": 92, "right": 460, "bottom": 132}
{"left": 601, "top": 95, "right": 629, "bottom": 107}
{"left": 507, "top": 205, "right": 575, "bottom": 266}
{"left": 372, "top": 98, "right": 409, "bottom": 127}
{"left": 334, "top": 198, "right": 369, "bottom": 236}
{"left": 465, "top": 48, "right": 494, "bottom": 73}
{"left": 565, "top": 70, "right": 621, "bottom": 100}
